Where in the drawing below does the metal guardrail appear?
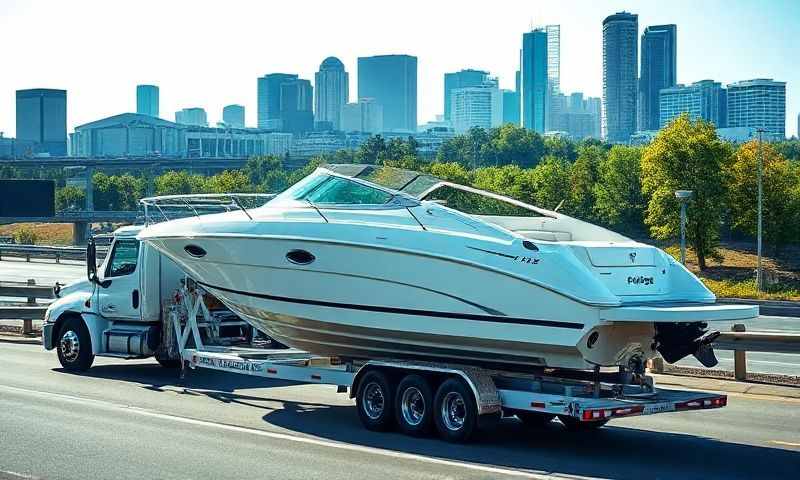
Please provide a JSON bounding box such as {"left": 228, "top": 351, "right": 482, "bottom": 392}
{"left": 0, "top": 279, "right": 55, "bottom": 334}
{"left": 717, "top": 298, "right": 800, "bottom": 318}
{"left": 0, "top": 244, "right": 107, "bottom": 263}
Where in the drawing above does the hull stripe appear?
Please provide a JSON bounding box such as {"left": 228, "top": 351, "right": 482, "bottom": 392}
{"left": 197, "top": 281, "right": 585, "bottom": 330}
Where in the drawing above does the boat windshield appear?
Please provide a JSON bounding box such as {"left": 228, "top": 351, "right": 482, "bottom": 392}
{"left": 268, "top": 171, "right": 396, "bottom": 206}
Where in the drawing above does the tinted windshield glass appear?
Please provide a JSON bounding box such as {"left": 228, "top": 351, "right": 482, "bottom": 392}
{"left": 423, "top": 185, "right": 543, "bottom": 217}
{"left": 305, "top": 176, "right": 394, "bottom": 205}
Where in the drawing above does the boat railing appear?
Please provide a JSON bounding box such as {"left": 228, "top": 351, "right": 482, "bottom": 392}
{"left": 139, "top": 193, "right": 276, "bottom": 225}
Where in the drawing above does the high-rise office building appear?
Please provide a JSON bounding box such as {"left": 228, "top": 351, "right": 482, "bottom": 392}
{"left": 357, "top": 55, "right": 417, "bottom": 132}
{"left": 175, "top": 107, "right": 207, "bottom": 127}
{"left": 502, "top": 90, "right": 520, "bottom": 125}
{"left": 520, "top": 29, "right": 548, "bottom": 133}
{"left": 638, "top": 25, "right": 676, "bottom": 131}
{"left": 726, "top": 79, "right": 786, "bottom": 137}
{"left": 136, "top": 84, "right": 159, "bottom": 118}
{"left": 315, "top": 57, "right": 349, "bottom": 130}
{"left": 659, "top": 80, "right": 727, "bottom": 129}
{"left": 443, "top": 69, "right": 489, "bottom": 121}
{"left": 586, "top": 96, "right": 602, "bottom": 139}
{"left": 545, "top": 25, "right": 561, "bottom": 131}
{"left": 15, "top": 88, "right": 67, "bottom": 156}
{"left": 222, "top": 104, "right": 245, "bottom": 128}
{"left": 450, "top": 78, "right": 502, "bottom": 133}
{"left": 341, "top": 98, "right": 384, "bottom": 133}
{"left": 797, "top": 112, "right": 799, "bottom": 139}
{"left": 257, "top": 73, "right": 314, "bottom": 133}
{"left": 602, "top": 12, "right": 638, "bottom": 142}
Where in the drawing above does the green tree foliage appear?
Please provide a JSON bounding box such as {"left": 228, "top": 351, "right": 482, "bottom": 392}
{"left": 13, "top": 225, "right": 38, "bottom": 245}
{"left": 202, "top": 170, "right": 253, "bottom": 194}
{"left": 0, "top": 165, "right": 20, "bottom": 179}
{"left": 528, "top": 156, "right": 571, "bottom": 211}
{"left": 544, "top": 135, "right": 577, "bottom": 162}
{"left": 244, "top": 155, "right": 283, "bottom": 186}
{"left": 641, "top": 115, "right": 731, "bottom": 269}
{"left": 55, "top": 185, "right": 86, "bottom": 211}
{"left": 774, "top": 139, "right": 800, "bottom": 162}
{"left": 593, "top": 145, "right": 645, "bottom": 235}
{"left": 727, "top": 141, "right": 800, "bottom": 253}
{"left": 426, "top": 162, "right": 473, "bottom": 185}
{"left": 566, "top": 145, "right": 603, "bottom": 220}
{"left": 154, "top": 171, "right": 206, "bottom": 195}
{"left": 437, "top": 124, "right": 545, "bottom": 168}
{"left": 92, "top": 172, "right": 145, "bottom": 211}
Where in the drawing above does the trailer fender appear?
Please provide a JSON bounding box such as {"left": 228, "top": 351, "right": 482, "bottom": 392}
{"left": 351, "top": 361, "right": 502, "bottom": 415}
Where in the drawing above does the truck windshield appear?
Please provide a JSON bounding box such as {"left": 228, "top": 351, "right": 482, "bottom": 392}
{"left": 106, "top": 239, "right": 139, "bottom": 277}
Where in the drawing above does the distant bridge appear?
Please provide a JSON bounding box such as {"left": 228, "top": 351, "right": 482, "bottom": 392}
{"left": 0, "top": 211, "right": 139, "bottom": 244}
{"left": 0, "top": 156, "right": 310, "bottom": 173}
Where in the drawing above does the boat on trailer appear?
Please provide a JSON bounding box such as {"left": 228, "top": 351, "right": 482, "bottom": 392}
{"left": 138, "top": 164, "right": 758, "bottom": 374}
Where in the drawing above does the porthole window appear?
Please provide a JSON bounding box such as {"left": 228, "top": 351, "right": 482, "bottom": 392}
{"left": 286, "top": 249, "right": 315, "bottom": 265}
{"left": 184, "top": 245, "right": 207, "bottom": 258}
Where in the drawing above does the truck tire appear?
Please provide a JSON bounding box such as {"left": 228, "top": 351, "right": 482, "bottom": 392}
{"left": 433, "top": 377, "right": 477, "bottom": 443}
{"left": 356, "top": 370, "right": 395, "bottom": 432}
{"left": 56, "top": 317, "right": 94, "bottom": 372}
{"left": 155, "top": 355, "right": 182, "bottom": 369}
{"left": 559, "top": 416, "right": 609, "bottom": 432}
{"left": 395, "top": 374, "right": 434, "bottom": 436}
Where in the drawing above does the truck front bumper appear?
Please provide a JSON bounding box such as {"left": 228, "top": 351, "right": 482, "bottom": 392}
{"left": 42, "top": 322, "right": 55, "bottom": 350}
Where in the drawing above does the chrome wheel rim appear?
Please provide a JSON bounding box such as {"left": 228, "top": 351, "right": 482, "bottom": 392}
{"left": 60, "top": 330, "right": 80, "bottom": 363}
{"left": 400, "top": 386, "right": 425, "bottom": 426}
{"left": 362, "top": 382, "right": 385, "bottom": 420}
{"left": 441, "top": 391, "right": 466, "bottom": 431}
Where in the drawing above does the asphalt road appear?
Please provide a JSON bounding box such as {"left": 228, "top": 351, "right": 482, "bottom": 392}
{"left": 6, "top": 258, "right": 800, "bottom": 376}
{"left": 0, "top": 341, "right": 798, "bottom": 480}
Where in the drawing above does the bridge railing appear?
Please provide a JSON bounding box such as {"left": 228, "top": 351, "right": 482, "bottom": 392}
{"left": 0, "top": 280, "right": 54, "bottom": 334}
{"left": 0, "top": 244, "right": 106, "bottom": 263}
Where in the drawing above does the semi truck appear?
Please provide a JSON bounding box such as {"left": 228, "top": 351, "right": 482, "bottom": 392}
{"left": 43, "top": 224, "right": 729, "bottom": 443}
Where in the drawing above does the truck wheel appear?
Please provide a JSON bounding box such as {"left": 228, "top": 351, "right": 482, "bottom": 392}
{"left": 56, "top": 317, "right": 94, "bottom": 372}
{"left": 155, "top": 355, "right": 182, "bottom": 369}
{"left": 356, "top": 370, "right": 395, "bottom": 432}
{"left": 395, "top": 374, "right": 434, "bottom": 436}
{"left": 433, "top": 378, "right": 477, "bottom": 443}
{"left": 517, "top": 411, "right": 555, "bottom": 428}
{"left": 559, "top": 416, "right": 609, "bottom": 432}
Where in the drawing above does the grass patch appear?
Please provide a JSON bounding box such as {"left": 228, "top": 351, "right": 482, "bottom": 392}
{"left": 700, "top": 278, "right": 800, "bottom": 301}
{"left": 0, "top": 223, "right": 74, "bottom": 245}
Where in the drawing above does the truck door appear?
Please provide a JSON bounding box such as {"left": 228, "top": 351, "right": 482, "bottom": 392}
{"left": 98, "top": 238, "right": 142, "bottom": 321}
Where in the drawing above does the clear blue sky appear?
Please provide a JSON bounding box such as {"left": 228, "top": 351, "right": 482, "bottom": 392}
{"left": 0, "top": 0, "right": 797, "bottom": 137}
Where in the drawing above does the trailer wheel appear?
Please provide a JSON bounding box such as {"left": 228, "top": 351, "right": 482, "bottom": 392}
{"left": 356, "top": 370, "right": 395, "bottom": 432}
{"left": 56, "top": 317, "right": 94, "bottom": 372}
{"left": 433, "top": 378, "right": 477, "bottom": 443}
{"left": 395, "top": 374, "right": 434, "bottom": 436}
{"left": 516, "top": 411, "right": 555, "bottom": 428}
{"left": 559, "top": 416, "right": 609, "bottom": 432}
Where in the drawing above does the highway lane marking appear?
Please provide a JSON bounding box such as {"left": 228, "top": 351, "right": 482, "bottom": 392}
{"left": 0, "top": 384, "right": 592, "bottom": 480}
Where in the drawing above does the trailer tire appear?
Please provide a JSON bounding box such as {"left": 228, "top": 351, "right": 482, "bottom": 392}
{"left": 356, "top": 370, "right": 395, "bottom": 432}
{"left": 433, "top": 378, "right": 477, "bottom": 443}
{"left": 395, "top": 374, "right": 434, "bottom": 436}
{"left": 516, "top": 411, "right": 555, "bottom": 428}
{"left": 559, "top": 416, "right": 609, "bottom": 432}
{"left": 56, "top": 317, "right": 94, "bottom": 372}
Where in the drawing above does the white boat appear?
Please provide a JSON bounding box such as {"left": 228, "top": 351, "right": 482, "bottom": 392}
{"left": 138, "top": 164, "right": 758, "bottom": 373}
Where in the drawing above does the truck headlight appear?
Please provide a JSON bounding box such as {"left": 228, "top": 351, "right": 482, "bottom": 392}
{"left": 43, "top": 308, "right": 52, "bottom": 323}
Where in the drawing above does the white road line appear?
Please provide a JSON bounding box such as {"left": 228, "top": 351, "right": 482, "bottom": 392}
{"left": 0, "top": 384, "right": 591, "bottom": 480}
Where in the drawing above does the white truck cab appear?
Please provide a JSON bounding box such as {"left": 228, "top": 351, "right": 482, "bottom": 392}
{"left": 42, "top": 225, "right": 188, "bottom": 370}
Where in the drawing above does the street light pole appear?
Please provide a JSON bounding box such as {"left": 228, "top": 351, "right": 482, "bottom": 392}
{"left": 756, "top": 128, "right": 764, "bottom": 292}
{"left": 675, "top": 190, "right": 693, "bottom": 265}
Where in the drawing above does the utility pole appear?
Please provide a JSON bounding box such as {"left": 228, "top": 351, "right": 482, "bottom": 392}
{"left": 756, "top": 128, "right": 764, "bottom": 292}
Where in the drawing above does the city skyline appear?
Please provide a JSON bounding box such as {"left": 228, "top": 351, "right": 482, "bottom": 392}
{"left": 1, "top": 0, "right": 798, "bottom": 137}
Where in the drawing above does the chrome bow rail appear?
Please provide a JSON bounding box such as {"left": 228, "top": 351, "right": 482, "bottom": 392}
{"left": 139, "top": 193, "right": 275, "bottom": 225}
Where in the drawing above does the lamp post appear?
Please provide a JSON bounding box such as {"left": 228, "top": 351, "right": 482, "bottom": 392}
{"left": 675, "top": 190, "right": 693, "bottom": 265}
{"left": 756, "top": 128, "right": 764, "bottom": 292}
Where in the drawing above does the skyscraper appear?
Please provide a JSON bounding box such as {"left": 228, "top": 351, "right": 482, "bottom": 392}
{"left": 341, "top": 98, "right": 384, "bottom": 133}
{"left": 520, "top": 29, "right": 548, "bottom": 133}
{"left": 450, "top": 77, "right": 502, "bottom": 133}
{"left": 545, "top": 25, "right": 561, "bottom": 131}
{"left": 638, "top": 25, "right": 677, "bottom": 131}
{"left": 15, "top": 88, "right": 67, "bottom": 156}
{"left": 602, "top": 12, "right": 638, "bottom": 142}
{"left": 257, "top": 73, "right": 314, "bottom": 133}
{"left": 659, "top": 80, "right": 727, "bottom": 129}
{"left": 175, "top": 107, "right": 207, "bottom": 126}
{"left": 726, "top": 79, "right": 786, "bottom": 137}
{"left": 136, "top": 84, "right": 159, "bottom": 118}
{"left": 443, "top": 69, "right": 488, "bottom": 121}
{"left": 315, "top": 57, "right": 349, "bottom": 130}
{"left": 222, "top": 104, "right": 245, "bottom": 128}
{"left": 357, "top": 55, "right": 417, "bottom": 132}
{"left": 502, "top": 90, "right": 519, "bottom": 125}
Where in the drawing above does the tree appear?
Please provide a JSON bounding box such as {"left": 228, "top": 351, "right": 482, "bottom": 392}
{"left": 154, "top": 171, "right": 205, "bottom": 195}
{"left": 526, "top": 156, "right": 572, "bottom": 210}
{"left": 727, "top": 140, "right": 800, "bottom": 253}
{"left": 544, "top": 135, "right": 577, "bottom": 161}
{"left": 594, "top": 145, "right": 645, "bottom": 235}
{"left": 202, "top": 170, "right": 253, "bottom": 194}
{"left": 641, "top": 115, "right": 731, "bottom": 269}
{"left": 488, "top": 124, "right": 545, "bottom": 167}
{"left": 566, "top": 145, "right": 604, "bottom": 221}
{"left": 13, "top": 225, "right": 38, "bottom": 245}
{"left": 356, "top": 135, "right": 386, "bottom": 164}
{"left": 426, "top": 162, "right": 473, "bottom": 185}
{"left": 55, "top": 185, "right": 86, "bottom": 211}
{"left": 92, "top": 172, "right": 145, "bottom": 210}
{"left": 244, "top": 155, "right": 283, "bottom": 186}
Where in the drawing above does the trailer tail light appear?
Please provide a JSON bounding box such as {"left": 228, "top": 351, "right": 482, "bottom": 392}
{"left": 581, "top": 405, "right": 644, "bottom": 421}
{"left": 675, "top": 396, "right": 727, "bottom": 411}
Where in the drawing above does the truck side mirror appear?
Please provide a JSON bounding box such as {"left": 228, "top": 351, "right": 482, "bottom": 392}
{"left": 86, "top": 238, "right": 98, "bottom": 283}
